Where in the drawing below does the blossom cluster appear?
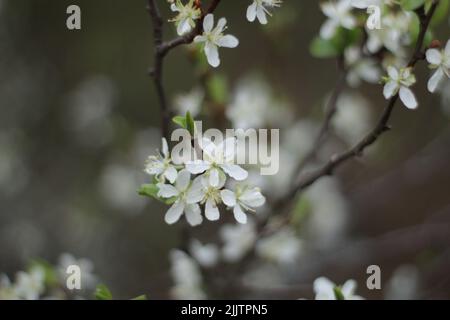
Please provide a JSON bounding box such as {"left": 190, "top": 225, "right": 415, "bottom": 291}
{"left": 144, "top": 136, "right": 266, "bottom": 226}
{"left": 317, "top": 0, "right": 450, "bottom": 109}
{"left": 167, "top": 0, "right": 283, "bottom": 67}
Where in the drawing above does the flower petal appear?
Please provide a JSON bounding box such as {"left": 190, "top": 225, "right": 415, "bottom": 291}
{"left": 157, "top": 183, "right": 179, "bottom": 198}
{"left": 185, "top": 204, "right": 203, "bottom": 226}
{"left": 217, "top": 35, "right": 239, "bottom": 48}
{"left": 165, "top": 201, "right": 184, "bottom": 224}
{"left": 233, "top": 205, "right": 248, "bottom": 224}
{"left": 246, "top": 2, "right": 257, "bottom": 22}
{"left": 427, "top": 67, "right": 444, "bottom": 93}
{"left": 186, "top": 176, "right": 205, "bottom": 204}
{"left": 383, "top": 80, "right": 398, "bottom": 99}
{"left": 256, "top": 5, "right": 268, "bottom": 25}
{"left": 175, "top": 169, "right": 191, "bottom": 191}
{"left": 164, "top": 166, "right": 178, "bottom": 184}
{"left": 240, "top": 189, "right": 266, "bottom": 207}
{"left": 209, "top": 167, "right": 220, "bottom": 187}
{"left": 204, "top": 42, "right": 220, "bottom": 67}
{"left": 220, "top": 189, "right": 236, "bottom": 207}
{"left": 221, "top": 163, "right": 248, "bottom": 181}
{"left": 426, "top": 48, "right": 442, "bottom": 65}
{"left": 203, "top": 14, "right": 214, "bottom": 33}
{"left": 205, "top": 198, "right": 220, "bottom": 221}
{"left": 399, "top": 86, "right": 418, "bottom": 109}
{"left": 185, "top": 160, "right": 210, "bottom": 174}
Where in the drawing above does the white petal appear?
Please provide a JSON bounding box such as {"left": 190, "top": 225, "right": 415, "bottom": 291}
{"left": 220, "top": 137, "right": 236, "bottom": 162}
{"left": 217, "top": 35, "right": 239, "bottom": 48}
{"left": 185, "top": 160, "right": 210, "bottom": 174}
{"left": 427, "top": 67, "right": 444, "bottom": 93}
{"left": 383, "top": 80, "right": 398, "bottom": 99}
{"left": 426, "top": 48, "right": 442, "bottom": 65}
{"left": 161, "top": 138, "right": 169, "bottom": 157}
{"left": 220, "top": 189, "right": 236, "bottom": 207}
{"left": 209, "top": 167, "right": 220, "bottom": 187}
{"left": 256, "top": 5, "right": 268, "bottom": 25}
{"left": 203, "top": 14, "right": 214, "bottom": 33}
{"left": 205, "top": 198, "right": 220, "bottom": 221}
{"left": 341, "top": 279, "right": 357, "bottom": 297}
{"left": 186, "top": 176, "right": 205, "bottom": 204}
{"left": 177, "top": 19, "right": 192, "bottom": 36}
{"left": 221, "top": 163, "right": 248, "bottom": 181}
{"left": 164, "top": 166, "right": 178, "bottom": 184}
{"left": 240, "top": 189, "right": 265, "bottom": 207}
{"left": 233, "top": 205, "right": 248, "bottom": 224}
{"left": 165, "top": 201, "right": 184, "bottom": 224}
{"left": 204, "top": 42, "right": 220, "bottom": 67}
{"left": 185, "top": 204, "right": 203, "bottom": 226}
{"left": 387, "top": 66, "right": 399, "bottom": 80}
{"left": 194, "top": 35, "right": 206, "bottom": 43}
{"left": 399, "top": 86, "right": 418, "bottom": 109}
{"left": 246, "top": 2, "right": 257, "bottom": 22}
{"left": 216, "top": 17, "right": 227, "bottom": 32}
{"left": 320, "top": 19, "right": 337, "bottom": 40}
{"left": 175, "top": 169, "right": 191, "bottom": 191}
{"left": 445, "top": 40, "right": 450, "bottom": 57}
{"left": 157, "top": 183, "right": 179, "bottom": 198}
{"left": 314, "top": 277, "right": 335, "bottom": 299}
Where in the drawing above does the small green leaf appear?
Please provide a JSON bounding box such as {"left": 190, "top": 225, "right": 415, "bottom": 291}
{"left": 29, "top": 259, "right": 57, "bottom": 287}
{"left": 333, "top": 286, "right": 346, "bottom": 300}
{"left": 185, "top": 111, "right": 195, "bottom": 136}
{"left": 172, "top": 115, "right": 187, "bottom": 129}
{"left": 95, "top": 284, "right": 113, "bottom": 300}
{"left": 310, "top": 36, "right": 340, "bottom": 58}
{"left": 207, "top": 74, "right": 228, "bottom": 104}
{"left": 138, "top": 184, "right": 159, "bottom": 199}
{"left": 131, "top": 294, "right": 147, "bottom": 300}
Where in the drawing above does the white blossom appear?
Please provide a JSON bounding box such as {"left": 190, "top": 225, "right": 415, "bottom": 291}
{"left": 194, "top": 14, "right": 239, "bottom": 67}
{"left": 0, "top": 274, "right": 18, "bottom": 300}
{"left": 189, "top": 239, "right": 219, "bottom": 268}
{"left": 320, "top": 0, "right": 356, "bottom": 39}
{"left": 186, "top": 174, "right": 226, "bottom": 222}
{"left": 186, "top": 137, "right": 248, "bottom": 187}
{"left": 13, "top": 266, "right": 45, "bottom": 300}
{"left": 246, "top": 0, "right": 282, "bottom": 25}
{"left": 173, "top": 87, "right": 204, "bottom": 117}
{"left": 169, "top": 0, "right": 201, "bottom": 36}
{"left": 145, "top": 138, "right": 178, "bottom": 183}
{"left": 344, "top": 46, "right": 380, "bottom": 87}
{"left": 157, "top": 169, "right": 203, "bottom": 226}
{"left": 314, "top": 277, "right": 364, "bottom": 300}
{"left": 170, "top": 249, "right": 205, "bottom": 299}
{"left": 220, "top": 221, "right": 257, "bottom": 262}
{"left": 58, "top": 253, "right": 97, "bottom": 290}
{"left": 220, "top": 185, "right": 266, "bottom": 224}
{"left": 426, "top": 40, "right": 450, "bottom": 93}
{"left": 383, "top": 66, "right": 418, "bottom": 109}
{"left": 256, "top": 227, "right": 303, "bottom": 264}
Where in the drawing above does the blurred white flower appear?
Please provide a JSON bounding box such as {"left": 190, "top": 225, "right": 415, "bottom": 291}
{"left": 383, "top": 66, "right": 417, "bottom": 109}
{"left": 426, "top": 40, "right": 450, "bottom": 93}
{"left": 194, "top": 14, "right": 239, "bottom": 67}
{"left": 344, "top": 46, "right": 380, "bottom": 87}
{"left": 14, "top": 266, "right": 45, "bottom": 300}
{"left": 333, "top": 92, "right": 372, "bottom": 145}
{"left": 189, "top": 240, "right": 219, "bottom": 268}
{"left": 0, "top": 274, "right": 18, "bottom": 300}
{"left": 256, "top": 227, "right": 303, "bottom": 264}
{"left": 169, "top": 0, "right": 201, "bottom": 36}
{"left": 320, "top": 0, "right": 356, "bottom": 39}
{"left": 385, "top": 265, "right": 420, "bottom": 300}
{"left": 246, "top": 0, "right": 282, "bottom": 25}
{"left": 173, "top": 87, "right": 204, "bottom": 117}
{"left": 157, "top": 169, "right": 203, "bottom": 226}
{"left": 145, "top": 138, "right": 178, "bottom": 184}
{"left": 170, "top": 249, "right": 205, "bottom": 299}
{"left": 221, "top": 185, "right": 266, "bottom": 224}
{"left": 58, "top": 253, "right": 97, "bottom": 290}
{"left": 220, "top": 220, "right": 257, "bottom": 263}
{"left": 314, "top": 277, "right": 364, "bottom": 300}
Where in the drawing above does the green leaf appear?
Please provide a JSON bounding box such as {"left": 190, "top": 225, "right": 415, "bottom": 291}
{"left": 29, "top": 259, "right": 57, "bottom": 287}
{"left": 172, "top": 115, "right": 187, "bottom": 129}
{"left": 185, "top": 111, "right": 195, "bottom": 136}
{"left": 95, "top": 284, "right": 113, "bottom": 300}
{"left": 401, "top": 0, "right": 425, "bottom": 11}
{"left": 431, "top": 0, "right": 449, "bottom": 26}
{"left": 333, "top": 286, "right": 346, "bottom": 300}
{"left": 310, "top": 28, "right": 361, "bottom": 59}
{"left": 131, "top": 294, "right": 148, "bottom": 300}
{"left": 138, "top": 184, "right": 159, "bottom": 199}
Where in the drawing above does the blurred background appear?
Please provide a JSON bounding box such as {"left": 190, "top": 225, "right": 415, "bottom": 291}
{"left": 0, "top": 0, "right": 449, "bottom": 299}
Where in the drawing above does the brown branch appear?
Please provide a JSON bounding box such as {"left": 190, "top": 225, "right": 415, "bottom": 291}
{"left": 146, "top": 0, "right": 222, "bottom": 139}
